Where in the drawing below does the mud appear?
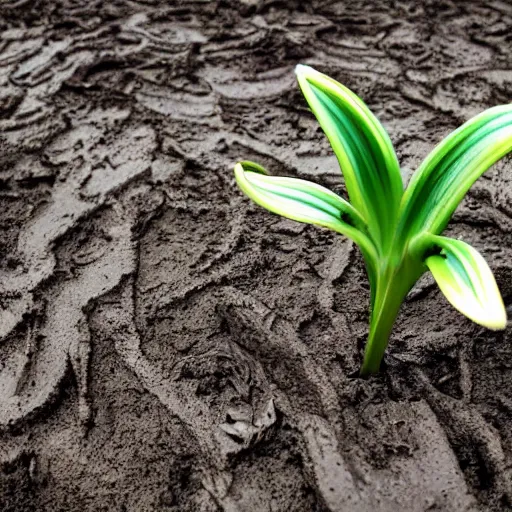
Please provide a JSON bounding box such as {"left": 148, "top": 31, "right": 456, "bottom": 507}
{"left": 1, "top": 1, "right": 512, "bottom": 511}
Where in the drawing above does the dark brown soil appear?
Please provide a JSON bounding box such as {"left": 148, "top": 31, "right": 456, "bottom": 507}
{"left": 1, "top": 1, "right": 512, "bottom": 511}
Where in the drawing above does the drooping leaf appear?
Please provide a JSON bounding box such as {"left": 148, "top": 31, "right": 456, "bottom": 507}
{"left": 295, "top": 65, "right": 403, "bottom": 250}
{"left": 234, "top": 161, "right": 378, "bottom": 265}
{"left": 422, "top": 234, "right": 506, "bottom": 330}
{"left": 399, "top": 105, "right": 512, "bottom": 240}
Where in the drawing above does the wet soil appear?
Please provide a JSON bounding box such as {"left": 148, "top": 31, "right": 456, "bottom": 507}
{"left": 1, "top": 1, "right": 512, "bottom": 511}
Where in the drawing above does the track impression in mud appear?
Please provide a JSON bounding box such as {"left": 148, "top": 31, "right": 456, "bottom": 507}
{"left": 1, "top": 1, "right": 512, "bottom": 511}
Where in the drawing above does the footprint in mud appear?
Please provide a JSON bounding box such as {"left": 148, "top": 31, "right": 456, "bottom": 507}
{"left": 215, "top": 287, "right": 478, "bottom": 512}
{"left": 0, "top": 114, "right": 157, "bottom": 429}
{"left": 0, "top": 189, "right": 149, "bottom": 429}
{"left": 0, "top": 109, "right": 156, "bottom": 337}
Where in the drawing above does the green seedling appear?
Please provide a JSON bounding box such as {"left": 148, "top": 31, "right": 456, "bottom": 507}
{"left": 234, "top": 65, "right": 512, "bottom": 376}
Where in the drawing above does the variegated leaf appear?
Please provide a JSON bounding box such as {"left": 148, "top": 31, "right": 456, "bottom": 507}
{"left": 295, "top": 65, "right": 403, "bottom": 251}
{"left": 423, "top": 235, "right": 506, "bottom": 330}
{"left": 234, "top": 161, "right": 378, "bottom": 265}
{"left": 400, "top": 105, "right": 512, "bottom": 240}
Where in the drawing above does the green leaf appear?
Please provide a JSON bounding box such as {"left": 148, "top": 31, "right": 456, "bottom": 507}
{"left": 234, "top": 161, "right": 378, "bottom": 265}
{"left": 399, "top": 105, "right": 512, "bottom": 240}
{"left": 295, "top": 65, "right": 403, "bottom": 251}
{"left": 422, "top": 234, "right": 506, "bottom": 330}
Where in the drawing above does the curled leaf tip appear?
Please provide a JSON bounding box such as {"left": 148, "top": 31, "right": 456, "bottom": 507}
{"left": 294, "top": 63, "right": 312, "bottom": 76}
{"left": 235, "top": 160, "right": 268, "bottom": 176}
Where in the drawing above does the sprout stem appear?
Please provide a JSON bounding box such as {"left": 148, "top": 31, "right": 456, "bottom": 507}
{"left": 360, "top": 262, "right": 416, "bottom": 376}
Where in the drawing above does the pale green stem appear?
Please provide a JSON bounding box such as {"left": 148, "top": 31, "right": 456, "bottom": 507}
{"left": 360, "top": 261, "right": 420, "bottom": 376}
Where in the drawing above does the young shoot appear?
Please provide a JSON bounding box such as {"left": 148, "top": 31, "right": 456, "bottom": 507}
{"left": 234, "top": 65, "right": 512, "bottom": 376}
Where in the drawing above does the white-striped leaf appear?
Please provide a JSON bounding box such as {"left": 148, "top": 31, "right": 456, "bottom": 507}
{"left": 424, "top": 235, "right": 506, "bottom": 330}
{"left": 399, "top": 105, "right": 512, "bottom": 240}
{"left": 295, "top": 65, "right": 403, "bottom": 250}
{"left": 234, "top": 161, "right": 378, "bottom": 264}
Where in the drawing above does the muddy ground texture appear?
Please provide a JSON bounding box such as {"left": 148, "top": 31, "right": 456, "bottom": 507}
{"left": 0, "top": 1, "right": 512, "bottom": 511}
